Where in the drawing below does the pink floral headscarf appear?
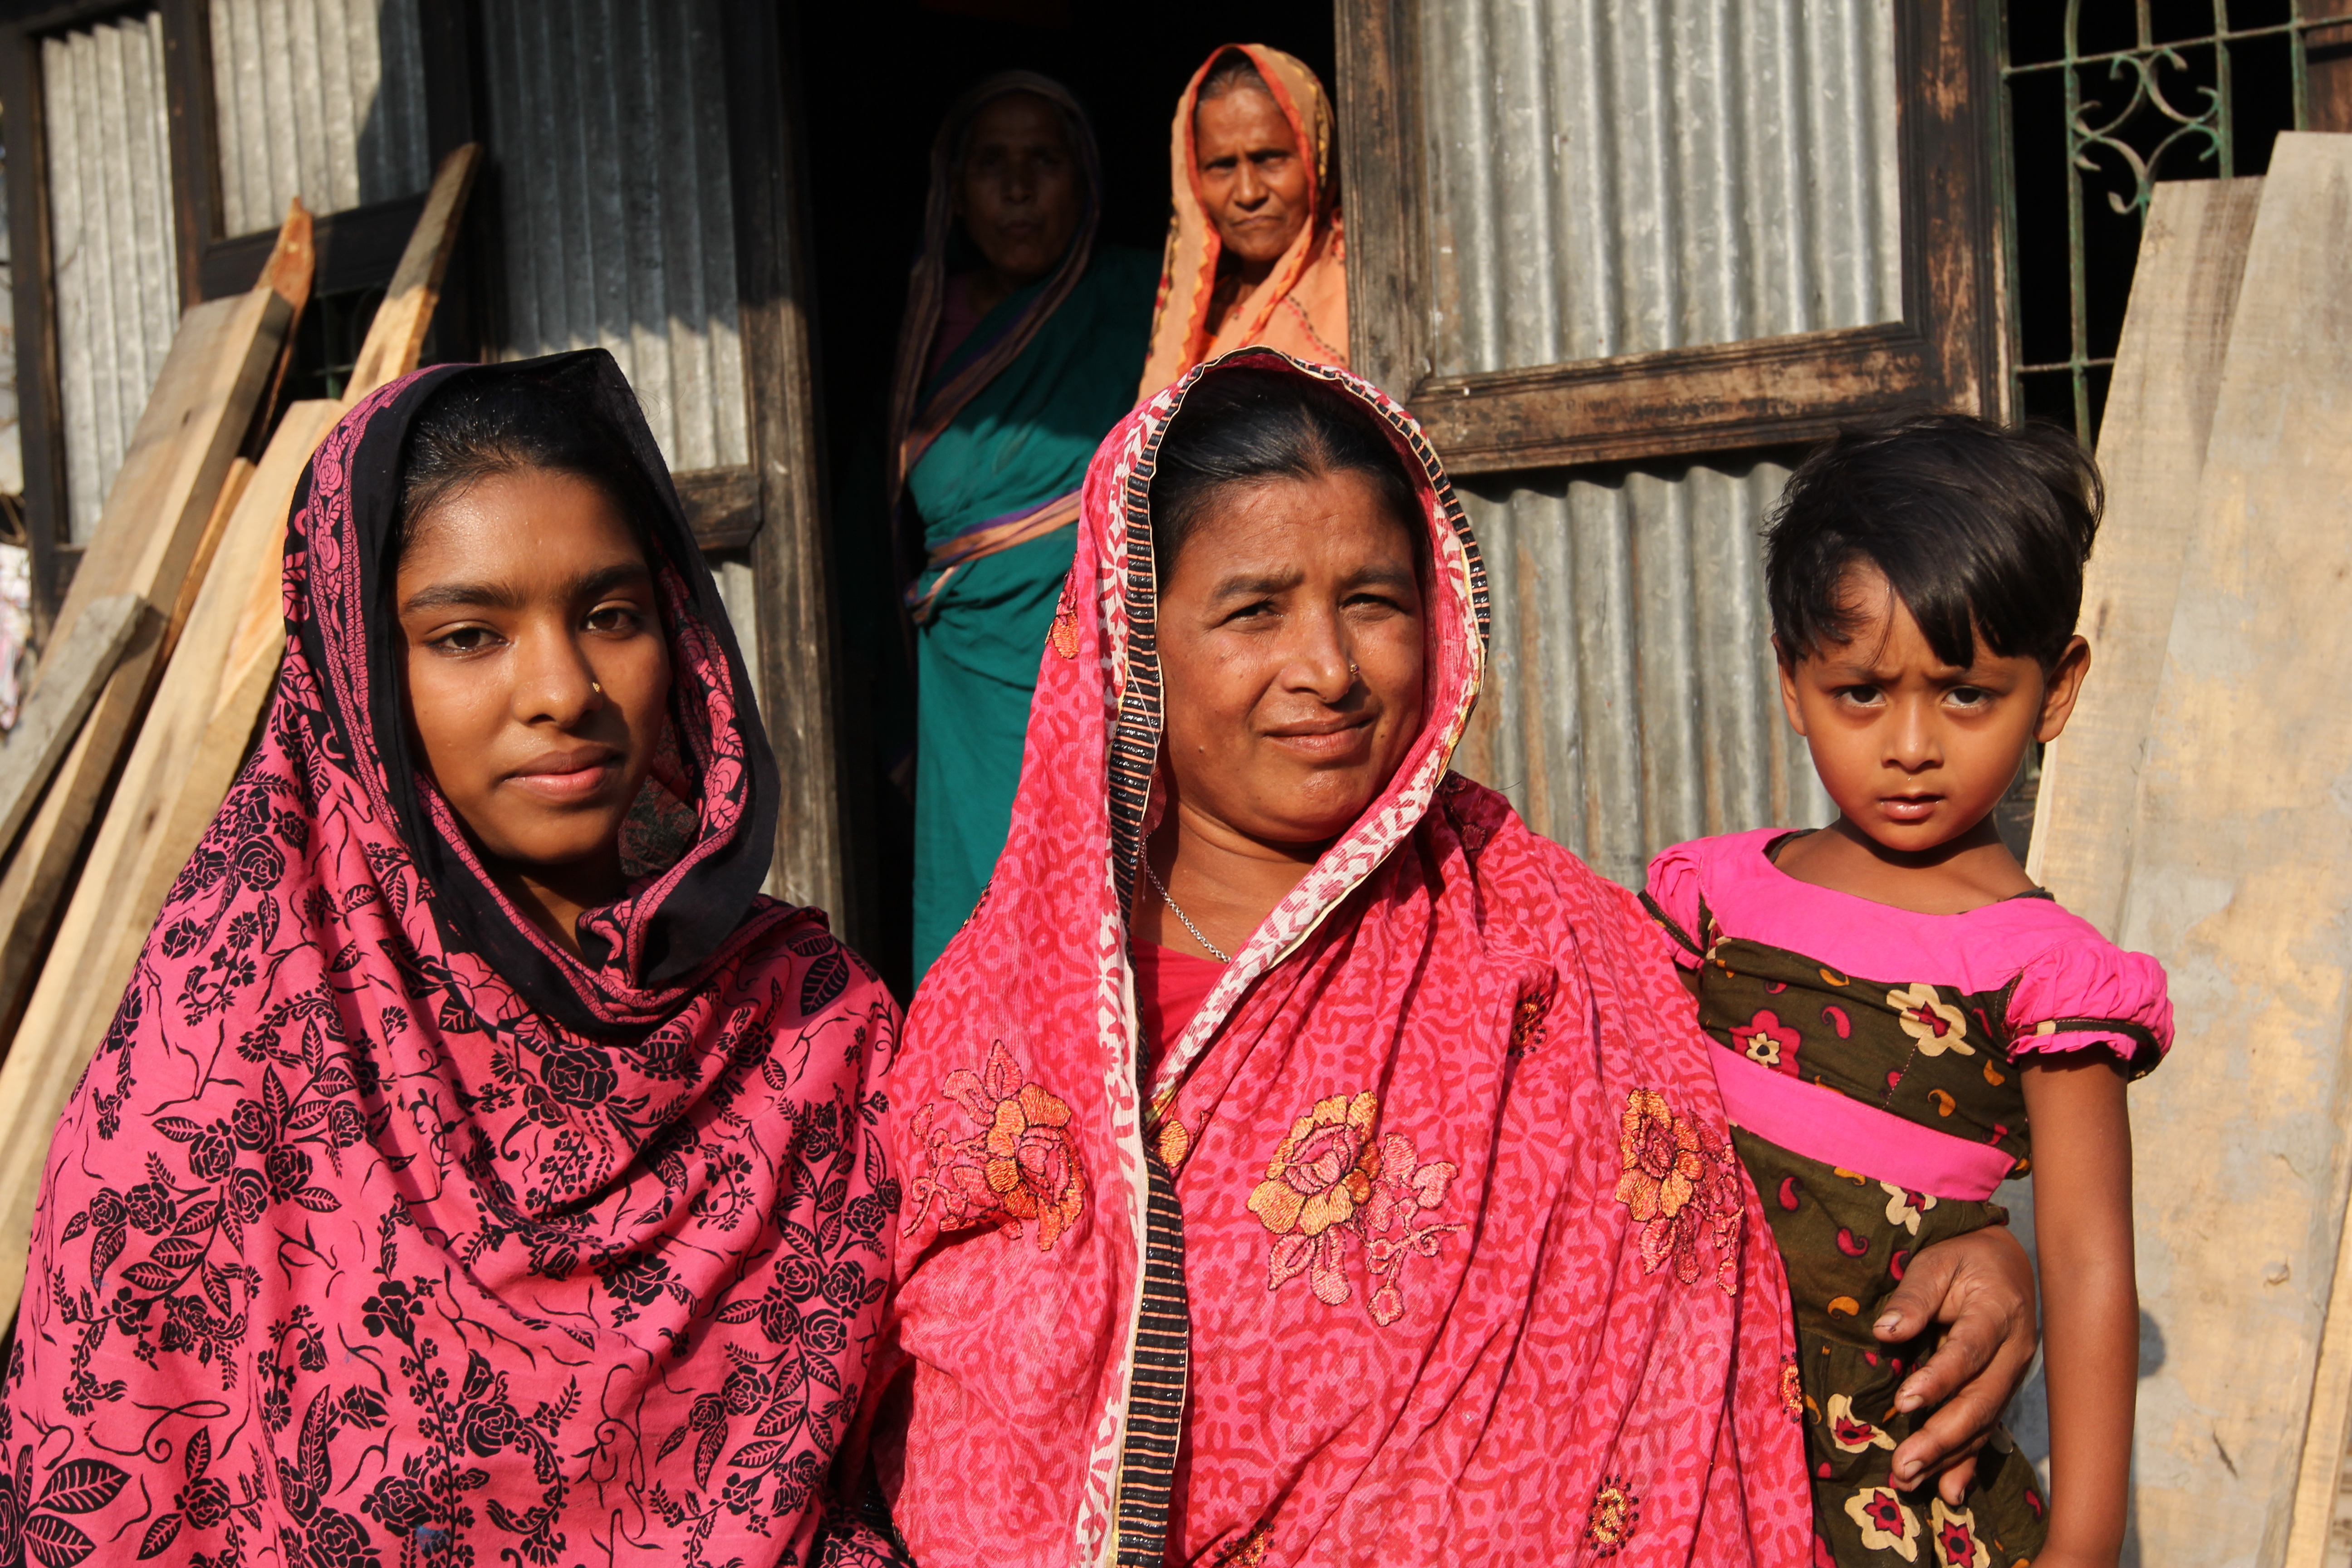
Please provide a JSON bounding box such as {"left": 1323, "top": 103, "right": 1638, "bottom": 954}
{"left": 850, "top": 350, "right": 1813, "bottom": 1567}
{"left": 0, "top": 352, "right": 898, "bottom": 1568}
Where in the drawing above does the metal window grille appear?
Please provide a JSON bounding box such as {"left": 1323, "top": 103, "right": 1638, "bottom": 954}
{"left": 2000, "top": 0, "right": 2352, "bottom": 445}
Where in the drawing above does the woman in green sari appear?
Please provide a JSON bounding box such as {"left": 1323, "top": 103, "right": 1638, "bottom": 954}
{"left": 888, "top": 74, "right": 1156, "bottom": 979}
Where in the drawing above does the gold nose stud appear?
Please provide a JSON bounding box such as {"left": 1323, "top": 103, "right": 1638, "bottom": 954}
{"left": 591, "top": 681, "right": 603, "bottom": 695}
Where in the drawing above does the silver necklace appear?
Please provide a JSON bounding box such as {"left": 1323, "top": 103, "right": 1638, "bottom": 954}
{"left": 1144, "top": 860, "right": 1231, "bottom": 964}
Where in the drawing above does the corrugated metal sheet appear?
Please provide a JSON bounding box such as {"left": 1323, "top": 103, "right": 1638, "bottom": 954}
{"left": 1452, "top": 461, "right": 1833, "bottom": 886}
{"left": 209, "top": 0, "right": 432, "bottom": 237}
{"left": 478, "top": 0, "right": 748, "bottom": 475}
{"left": 1423, "top": 0, "right": 1902, "bottom": 371}
{"left": 43, "top": 11, "right": 179, "bottom": 546}
{"left": 1419, "top": 0, "right": 1897, "bottom": 877}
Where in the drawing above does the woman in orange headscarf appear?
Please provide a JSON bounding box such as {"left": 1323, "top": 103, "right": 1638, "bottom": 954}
{"left": 1138, "top": 44, "right": 1347, "bottom": 396}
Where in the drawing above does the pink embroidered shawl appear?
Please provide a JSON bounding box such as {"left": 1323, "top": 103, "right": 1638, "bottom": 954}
{"left": 855, "top": 351, "right": 1811, "bottom": 1566}
{"left": 0, "top": 353, "right": 899, "bottom": 1568}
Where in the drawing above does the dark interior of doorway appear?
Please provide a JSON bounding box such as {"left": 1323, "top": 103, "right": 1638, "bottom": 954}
{"left": 798, "top": 0, "right": 1337, "bottom": 998}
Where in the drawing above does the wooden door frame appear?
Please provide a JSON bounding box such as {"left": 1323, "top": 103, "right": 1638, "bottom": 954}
{"left": 0, "top": 0, "right": 156, "bottom": 637}
{"left": 718, "top": 0, "right": 856, "bottom": 935}
{"left": 1338, "top": 0, "right": 2006, "bottom": 474}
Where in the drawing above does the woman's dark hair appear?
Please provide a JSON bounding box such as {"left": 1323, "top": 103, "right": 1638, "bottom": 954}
{"left": 394, "top": 374, "right": 662, "bottom": 563}
{"left": 1197, "top": 48, "right": 1270, "bottom": 104}
{"left": 1150, "top": 368, "right": 1422, "bottom": 575}
{"left": 1764, "top": 412, "right": 2102, "bottom": 671}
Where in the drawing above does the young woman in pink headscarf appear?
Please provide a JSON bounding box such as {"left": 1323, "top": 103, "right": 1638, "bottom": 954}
{"left": 0, "top": 353, "right": 897, "bottom": 1567}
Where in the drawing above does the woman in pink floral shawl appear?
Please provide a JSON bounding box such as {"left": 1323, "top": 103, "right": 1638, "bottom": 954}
{"left": 0, "top": 353, "right": 897, "bottom": 1567}
{"left": 836, "top": 351, "right": 1809, "bottom": 1566}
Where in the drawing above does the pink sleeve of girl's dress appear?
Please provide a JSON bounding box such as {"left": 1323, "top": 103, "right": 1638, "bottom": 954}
{"left": 1640, "top": 840, "right": 1712, "bottom": 970}
{"left": 2004, "top": 934, "right": 2174, "bottom": 1079}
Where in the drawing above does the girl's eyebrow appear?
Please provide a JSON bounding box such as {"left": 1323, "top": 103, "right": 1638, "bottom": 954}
{"left": 401, "top": 579, "right": 518, "bottom": 615}
{"left": 575, "top": 560, "right": 653, "bottom": 600}
{"left": 399, "top": 559, "right": 652, "bottom": 617}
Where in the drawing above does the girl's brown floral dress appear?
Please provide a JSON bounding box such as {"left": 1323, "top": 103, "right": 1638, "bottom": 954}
{"left": 1646, "top": 829, "right": 2171, "bottom": 1566}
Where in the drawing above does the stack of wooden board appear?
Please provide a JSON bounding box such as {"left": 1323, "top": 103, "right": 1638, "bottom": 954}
{"left": 2024, "top": 132, "right": 2352, "bottom": 1568}
{"left": 0, "top": 142, "right": 479, "bottom": 1330}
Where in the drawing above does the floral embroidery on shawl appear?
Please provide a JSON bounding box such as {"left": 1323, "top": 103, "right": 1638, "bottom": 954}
{"left": 1210, "top": 1522, "right": 1273, "bottom": 1566}
{"left": 1583, "top": 1477, "right": 1639, "bottom": 1557}
{"left": 1781, "top": 1357, "right": 1807, "bottom": 1421}
{"left": 1613, "top": 1088, "right": 1746, "bottom": 1295}
{"left": 1246, "top": 1093, "right": 1460, "bottom": 1324}
{"left": 906, "top": 1042, "right": 1086, "bottom": 1252}
{"left": 1048, "top": 570, "right": 1082, "bottom": 660}
{"left": 1153, "top": 1112, "right": 1194, "bottom": 1175}
{"left": 1509, "top": 987, "right": 1550, "bottom": 1055}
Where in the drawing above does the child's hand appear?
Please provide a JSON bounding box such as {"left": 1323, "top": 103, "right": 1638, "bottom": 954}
{"left": 1871, "top": 1226, "right": 2039, "bottom": 1502}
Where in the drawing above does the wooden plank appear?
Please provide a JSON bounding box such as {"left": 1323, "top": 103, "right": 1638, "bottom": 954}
{"left": 163, "top": 455, "right": 255, "bottom": 665}
{"left": 0, "top": 593, "right": 141, "bottom": 862}
{"left": 0, "top": 157, "right": 478, "bottom": 1327}
{"left": 0, "top": 209, "right": 307, "bottom": 1051}
{"left": 0, "top": 401, "right": 341, "bottom": 1329}
{"left": 47, "top": 237, "right": 303, "bottom": 643}
{"left": 1412, "top": 323, "right": 1934, "bottom": 474}
{"left": 676, "top": 464, "right": 762, "bottom": 549}
{"left": 1335, "top": 0, "right": 1431, "bottom": 399}
{"left": 2105, "top": 134, "right": 2352, "bottom": 1566}
{"left": 197, "top": 191, "right": 423, "bottom": 302}
{"left": 2026, "top": 178, "right": 2262, "bottom": 935}
{"left": 344, "top": 142, "right": 479, "bottom": 400}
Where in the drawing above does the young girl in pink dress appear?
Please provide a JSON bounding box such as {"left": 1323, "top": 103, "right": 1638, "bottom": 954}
{"left": 1645, "top": 415, "right": 2169, "bottom": 1568}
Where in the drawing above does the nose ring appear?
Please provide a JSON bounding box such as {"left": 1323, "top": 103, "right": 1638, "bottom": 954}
{"left": 591, "top": 681, "right": 603, "bottom": 696}
{"left": 1348, "top": 661, "right": 1359, "bottom": 678}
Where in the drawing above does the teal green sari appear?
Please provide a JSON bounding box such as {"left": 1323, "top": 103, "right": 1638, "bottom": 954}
{"left": 907, "top": 247, "right": 1156, "bottom": 979}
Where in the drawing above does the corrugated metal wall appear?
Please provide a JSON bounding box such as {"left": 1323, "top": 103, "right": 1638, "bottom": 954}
{"left": 209, "top": 0, "right": 432, "bottom": 236}
{"left": 1420, "top": 0, "right": 1896, "bottom": 875}
{"left": 478, "top": 0, "right": 749, "bottom": 475}
{"left": 1423, "top": 0, "right": 1901, "bottom": 369}
{"left": 42, "top": 10, "right": 180, "bottom": 546}
{"left": 1452, "top": 463, "right": 1833, "bottom": 886}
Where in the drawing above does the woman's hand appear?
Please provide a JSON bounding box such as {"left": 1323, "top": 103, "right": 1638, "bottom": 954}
{"left": 1871, "top": 1225, "right": 2038, "bottom": 1504}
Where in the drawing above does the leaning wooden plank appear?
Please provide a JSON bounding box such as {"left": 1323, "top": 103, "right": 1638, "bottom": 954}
{"left": 43, "top": 205, "right": 308, "bottom": 656}
{"left": 0, "top": 210, "right": 310, "bottom": 1044}
{"left": 345, "top": 142, "right": 479, "bottom": 400}
{"left": 0, "top": 401, "right": 342, "bottom": 1328}
{"left": 162, "top": 455, "right": 255, "bottom": 667}
{"left": 2108, "top": 134, "right": 2352, "bottom": 1566}
{"left": 0, "top": 159, "right": 479, "bottom": 1327}
{"left": 2025, "top": 177, "right": 2261, "bottom": 936}
{"left": 0, "top": 593, "right": 141, "bottom": 863}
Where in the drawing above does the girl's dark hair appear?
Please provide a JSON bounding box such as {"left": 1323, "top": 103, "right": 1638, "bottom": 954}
{"left": 394, "top": 374, "right": 662, "bottom": 562}
{"left": 1151, "top": 368, "right": 1421, "bottom": 574}
{"left": 1764, "top": 412, "right": 2102, "bottom": 671}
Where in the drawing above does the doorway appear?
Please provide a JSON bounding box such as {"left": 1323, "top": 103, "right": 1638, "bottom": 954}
{"left": 797, "top": 0, "right": 1338, "bottom": 995}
